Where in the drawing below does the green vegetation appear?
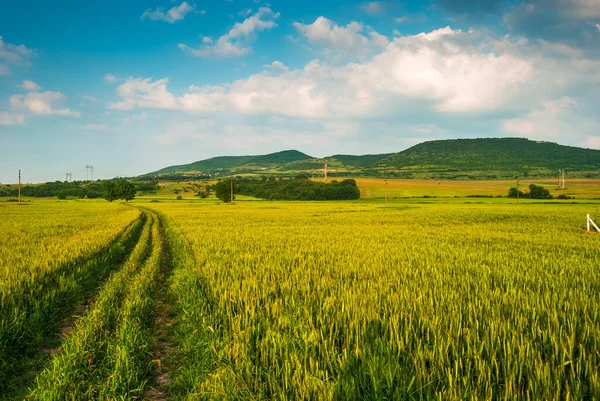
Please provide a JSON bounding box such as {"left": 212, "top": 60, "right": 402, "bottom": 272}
{"left": 149, "top": 200, "right": 600, "bottom": 400}
{"left": 329, "top": 153, "right": 393, "bottom": 168}
{"left": 103, "top": 178, "right": 137, "bottom": 202}
{"left": 30, "top": 209, "right": 163, "bottom": 400}
{"left": 2, "top": 192, "right": 600, "bottom": 400}
{"left": 0, "top": 180, "right": 158, "bottom": 199}
{"left": 508, "top": 184, "right": 553, "bottom": 199}
{"left": 142, "top": 138, "right": 600, "bottom": 180}
{"left": 0, "top": 203, "right": 140, "bottom": 394}
{"left": 235, "top": 177, "right": 361, "bottom": 200}
{"left": 377, "top": 138, "right": 600, "bottom": 179}
{"left": 214, "top": 178, "right": 236, "bottom": 203}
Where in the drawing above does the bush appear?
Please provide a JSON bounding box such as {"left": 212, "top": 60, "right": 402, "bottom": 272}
{"left": 177, "top": 195, "right": 183, "bottom": 200}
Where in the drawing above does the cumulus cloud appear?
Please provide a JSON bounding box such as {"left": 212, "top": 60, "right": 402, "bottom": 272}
{"left": 21, "top": 80, "right": 41, "bottom": 91}
{"left": 141, "top": 1, "right": 195, "bottom": 23}
{"left": 585, "top": 136, "right": 600, "bottom": 148}
{"left": 178, "top": 7, "right": 279, "bottom": 58}
{"left": 104, "top": 73, "right": 117, "bottom": 84}
{"left": 294, "top": 17, "right": 388, "bottom": 59}
{"left": 0, "top": 111, "right": 25, "bottom": 125}
{"left": 109, "top": 24, "right": 600, "bottom": 152}
{"left": 503, "top": 97, "right": 598, "bottom": 143}
{"left": 0, "top": 36, "right": 34, "bottom": 75}
{"left": 10, "top": 91, "right": 80, "bottom": 117}
{"left": 110, "top": 77, "right": 179, "bottom": 110}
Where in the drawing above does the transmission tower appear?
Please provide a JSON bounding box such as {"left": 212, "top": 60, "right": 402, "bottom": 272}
{"left": 85, "top": 165, "right": 94, "bottom": 182}
{"left": 65, "top": 172, "right": 72, "bottom": 182}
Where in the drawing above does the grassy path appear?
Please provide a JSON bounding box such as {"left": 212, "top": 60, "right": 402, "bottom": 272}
{"left": 0, "top": 213, "right": 145, "bottom": 399}
{"left": 144, "top": 217, "right": 175, "bottom": 400}
{"left": 26, "top": 209, "right": 167, "bottom": 400}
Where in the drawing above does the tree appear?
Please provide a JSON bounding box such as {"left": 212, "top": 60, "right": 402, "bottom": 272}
{"left": 507, "top": 187, "right": 524, "bottom": 198}
{"left": 215, "top": 179, "right": 235, "bottom": 203}
{"left": 116, "top": 179, "right": 136, "bottom": 202}
{"left": 528, "top": 184, "right": 552, "bottom": 199}
{"left": 103, "top": 181, "right": 118, "bottom": 202}
{"left": 57, "top": 191, "right": 67, "bottom": 200}
{"left": 103, "top": 179, "right": 136, "bottom": 202}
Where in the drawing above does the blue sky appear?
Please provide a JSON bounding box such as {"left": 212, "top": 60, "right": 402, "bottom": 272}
{"left": 1, "top": 0, "right": 599, "bottom": 182}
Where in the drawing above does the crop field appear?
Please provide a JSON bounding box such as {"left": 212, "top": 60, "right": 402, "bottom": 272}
{"left": 1, "top": 197, "right": 600, "bottom": 400}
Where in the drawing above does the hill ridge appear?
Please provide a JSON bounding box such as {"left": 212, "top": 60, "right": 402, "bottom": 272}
{"left": 144, "top": 138, "right": 600, "bottom": 179}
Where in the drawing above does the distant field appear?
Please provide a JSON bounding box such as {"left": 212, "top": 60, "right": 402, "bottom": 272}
{"left": 315, "top": 178, "right": 600, "bottom": 199}
{"left": 137, "top": 178, "right": 600, "bottom": 201}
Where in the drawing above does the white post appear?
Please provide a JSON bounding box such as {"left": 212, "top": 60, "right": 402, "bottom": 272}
{"left": 588, "top": 214, "right": 591, "bottom": 232}
{"left": 589, "top": 215, "right": 600, "bottom": 233}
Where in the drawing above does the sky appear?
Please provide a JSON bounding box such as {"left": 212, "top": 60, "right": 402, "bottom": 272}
{"left": 1, "top": 0, "right": 600, "bottom": 183}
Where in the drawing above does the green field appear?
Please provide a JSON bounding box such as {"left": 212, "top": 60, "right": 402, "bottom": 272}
{"left": 1, "top": 191, "right": 600, "bottom": 400}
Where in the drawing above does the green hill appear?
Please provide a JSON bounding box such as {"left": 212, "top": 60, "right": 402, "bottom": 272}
{"left": 247, "top": 150, "right": 312, "bottom": 165}
{"left": 376, "top": 138, "right": 600, "bottom": 178}
{"left": 144, "top": 138, "right": 600, "bottom": 179}
{"left": 330, "top": 153, "right": 394, "bottom": 168}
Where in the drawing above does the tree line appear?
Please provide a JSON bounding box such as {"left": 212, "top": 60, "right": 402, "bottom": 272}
{"left": 213, "top": 176, "right": 361, "bottom": 202}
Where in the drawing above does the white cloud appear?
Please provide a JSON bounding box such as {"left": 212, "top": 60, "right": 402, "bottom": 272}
{"left": 21, "top": 80, "right": 41, "bottom": 91}
{"left": 10, "top": 91, "right": 80, "bottom": 117}
{"left": 79, "top": 124, "right": 108, "bottom": 131}
{"left": 395, "top": 16, "right": 408, "bottom": 24}
{"left": 0, "top": 111, "right": 25, "bottom": 125}
{"left": 596, "top": 23, "right": 600, "bottom": 32}
{"left": 503, "top": 97, "right": 598, "bottom": 142}
{"left": 293, "top": 17, "right": 388, "bottom": 59}
{"left": 0, "top": 36, "right": 34, "bottom": 75}
{"left": 175, "top": 27, "right": 532, "bottom": 116}
{"left": 585, "top": 136, "right": 600, "bottom": 148}
{"left": 110, "top": 78, "right": 179, "bottom": 110}
{"left": 104, "top": 73, "right": 117, "bottom": 84}
{"left": 109, "top": 24, "right": 600, "bottom": 144}
{"left": 179, "top": 7, "right": 279, "bottom": 58}
{"left": 360, "top": 2, "right": 387, "bottom": 15}
{"left": 141, "top": 1, "right": 195, "bottom": 23}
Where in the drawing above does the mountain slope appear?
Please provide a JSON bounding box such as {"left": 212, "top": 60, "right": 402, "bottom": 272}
{"left": 377, "top": 138, "right": 600, "bottom": 177}
{"left": 330, "top": 153, "right": 394, "bottom": 168}
{"left": 143, "top": 138, "right": 600, "bottom": 179}
{"left": 247, "top": 150, "right": 312, "bottom": 164}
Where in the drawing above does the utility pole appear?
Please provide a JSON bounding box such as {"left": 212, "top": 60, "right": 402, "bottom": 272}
{"left": 18, "top": 170, "right": 21, "bottom": 205}
{"left": 517, "top": 179, "right": 520, "bottom": 204}
{"left": 385, "top": 179, "right": 388, "bottom": 204}
{"left": 324, "top": 162, "right": 328, "bottom": 182}
{"left": 230, "top": 178, "right": 233, "bottom": 204}
{"left": 562, "top": 169, "right": 565, "bottom": 189}
{"left": 558, "top": 170, "right": 561, "bottom": 189}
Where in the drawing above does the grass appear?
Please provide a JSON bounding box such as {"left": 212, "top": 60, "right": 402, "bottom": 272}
{"left": 146, "top": 200, "right": 600, "bottom": 400}
{"left": 1, "top": 188, "right": 600, "bottom": 400}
